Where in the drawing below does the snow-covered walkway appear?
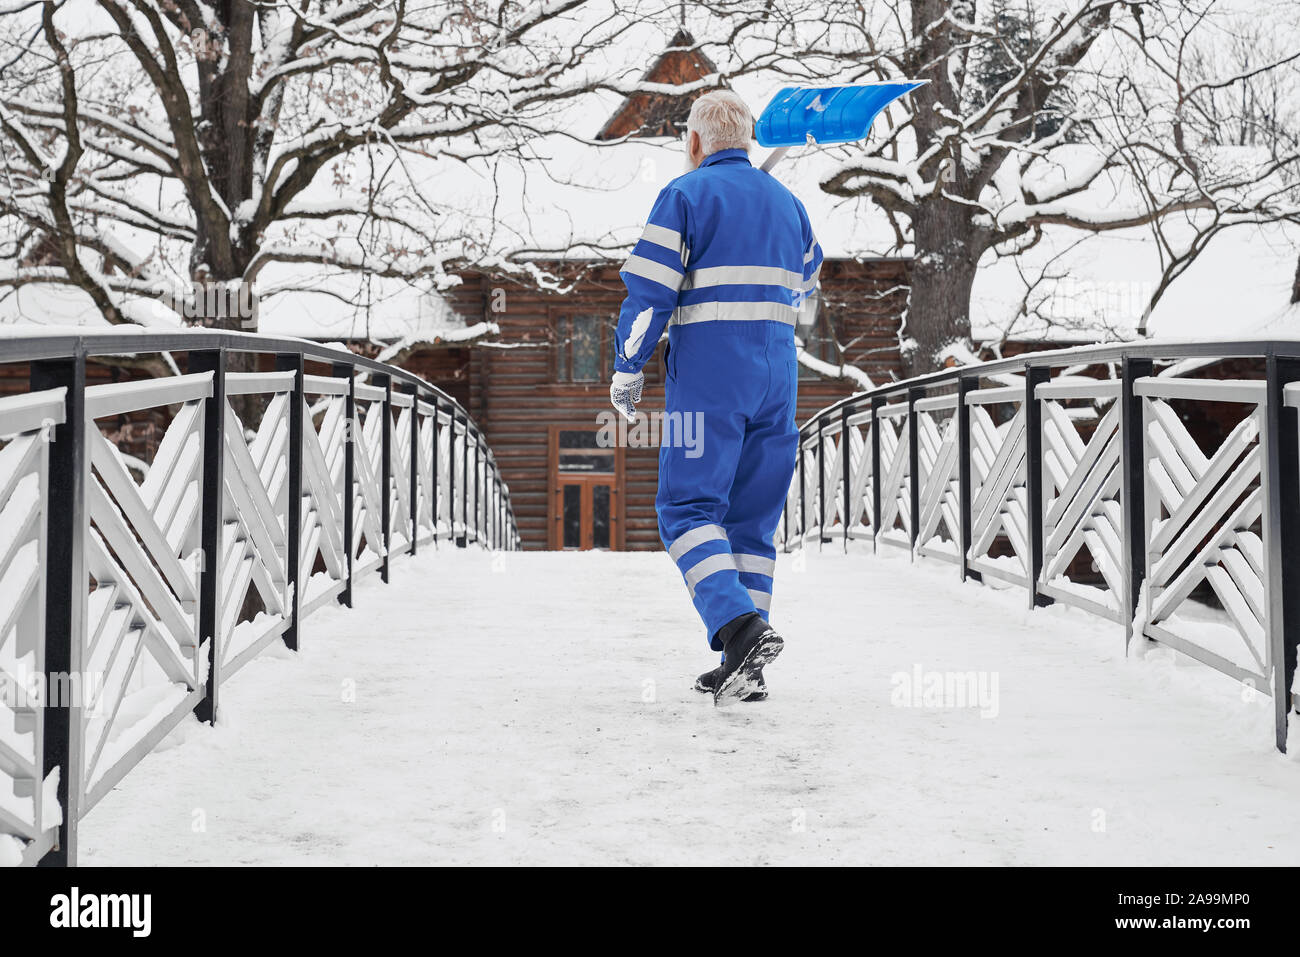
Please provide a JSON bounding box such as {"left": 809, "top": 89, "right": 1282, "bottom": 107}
{"left": 82, "top": 546, "right": 1300, "bottom": 866}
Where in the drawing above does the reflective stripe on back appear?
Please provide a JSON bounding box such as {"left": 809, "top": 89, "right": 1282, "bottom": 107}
{"left": 671, "top": 301, "right": 802, "bottom": 327}
{"left": 684, "top": 264, "right": 804, "bottom": 291}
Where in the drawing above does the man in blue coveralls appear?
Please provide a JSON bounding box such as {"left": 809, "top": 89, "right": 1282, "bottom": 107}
{"left": 609, "top": 90, "right": 822, "bottom": 706}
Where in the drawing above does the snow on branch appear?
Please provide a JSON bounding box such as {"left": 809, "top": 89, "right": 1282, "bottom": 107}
{"left": 0, "top": 0, "right": 735, "bottom": 345}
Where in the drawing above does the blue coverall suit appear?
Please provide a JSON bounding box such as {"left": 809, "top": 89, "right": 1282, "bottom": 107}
{"left": 614, "top": 148, "right": 823, "bottom": 650}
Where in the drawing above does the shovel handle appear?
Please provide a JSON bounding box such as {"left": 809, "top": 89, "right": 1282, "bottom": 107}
{"left": 760, "top": 146, "right": 790, "bottom": 173}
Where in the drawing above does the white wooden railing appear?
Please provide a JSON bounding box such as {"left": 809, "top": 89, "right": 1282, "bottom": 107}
{"left": 0, "top": 331, "right": 517, "bottom": 866}
{"left": 781, "top": 341, "right": 1300, "bottom": 755}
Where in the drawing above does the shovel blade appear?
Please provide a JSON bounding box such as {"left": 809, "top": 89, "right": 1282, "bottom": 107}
{"left": 755, "top": 81, "right": 927, "bottom": 148}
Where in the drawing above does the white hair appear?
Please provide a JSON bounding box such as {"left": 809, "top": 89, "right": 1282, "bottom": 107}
{"left": 687, "top": 90, "right": 754, "bottom": 157}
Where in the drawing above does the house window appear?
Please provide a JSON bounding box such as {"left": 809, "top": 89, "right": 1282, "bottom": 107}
{"left": 797, "top": 291, "right": 842, "bottom": 379}
{"left": 555, "top": 314, "right": 609, "bottom": 383}
{"left": 557, "top": 429, "right": 616, "bottom": 474}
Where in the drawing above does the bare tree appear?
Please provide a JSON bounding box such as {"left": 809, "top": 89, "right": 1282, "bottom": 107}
{"left": 693, "top": 0, "right": 1300, "bottom": 374}
{"left": 5, "top": 0, "right": 1296, "bottom": 383}
{"left": 0, "top": 0, "right": 666, "bottom": 359}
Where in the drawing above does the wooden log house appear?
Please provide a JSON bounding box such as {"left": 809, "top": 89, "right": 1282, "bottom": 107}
{"left": 401, "top": 32, "right": 913, "bottom": 550}
{"left": 0, "top": 31, "right": 913, "bottom": 552}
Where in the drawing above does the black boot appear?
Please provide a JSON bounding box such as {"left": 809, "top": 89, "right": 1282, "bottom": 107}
{"left": 693, "top": 664, "right": 767, "bottom": 701}
{"left": 712, "top": 612, "right": 784, "bottom": 707}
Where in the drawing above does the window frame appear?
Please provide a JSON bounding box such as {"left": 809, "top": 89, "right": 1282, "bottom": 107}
{"left": 551, "top": 310, "right": 613, "bottom": 384}
{"left": 797, "top": 290, "right": 843, "bottom": 379}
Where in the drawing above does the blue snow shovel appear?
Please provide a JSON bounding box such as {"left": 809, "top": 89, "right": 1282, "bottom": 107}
{"left": 755, "top": 81, "right": 927, "bottom": 172}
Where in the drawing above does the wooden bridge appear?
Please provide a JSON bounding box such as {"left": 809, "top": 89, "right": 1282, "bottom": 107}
{"left": 781, "top": 340, "right": 1300, "bottom": 757}
{"left": 0, "top": 332, "right": 516, "bottom": 865}
{"left": 3, "top": 332, "right": 1300, "bottom": 866}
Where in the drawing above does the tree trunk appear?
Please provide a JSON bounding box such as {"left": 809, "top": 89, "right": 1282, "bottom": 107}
{"left": 189, "top": 279, "right": 262, "bottom": 428}
{"left": 903, "top": 199, "right": 982, "bottom": 377}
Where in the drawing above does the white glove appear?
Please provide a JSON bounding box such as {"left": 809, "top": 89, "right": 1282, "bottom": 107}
{"left": 610, "top": 370, "right": 644, "bottom": 423}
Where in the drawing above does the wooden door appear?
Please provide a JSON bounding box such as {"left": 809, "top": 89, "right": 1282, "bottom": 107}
{"left": 548, "top": 425, "right": 624, "bottom": 550}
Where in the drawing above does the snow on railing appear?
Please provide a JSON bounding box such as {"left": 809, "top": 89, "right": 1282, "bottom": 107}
{"left": 0, "top": 331, "right": 518, "bottom": 867}
{"left": 781, "top": 340, "right": 1300, "bottom": 755}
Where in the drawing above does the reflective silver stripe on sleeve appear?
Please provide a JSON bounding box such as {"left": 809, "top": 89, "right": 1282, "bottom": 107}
{"left": 668, "top": 523, "right": 728, "bottom": 563}
{"left": 684, "top": 265, "right": 804, "bottom": 290}
{"left": 804, "top": 242, "right": 819, "bottom": 264}
{"left": 671, "top": 301, "right": 801, "bottom": 327}
{"left": 684, "top": 552, "right": 738, "bottom": 596}
{"left": 734, "top": 553, "right": 777, "bottom": 578}
{"left": 622, "top": 254, "right": 686, "bottom": 291}
{"left": 641, "top": 223, "right": 685, "bottom": 255}
{"left": 748, "top": 589, "right": 772, "bottom": 612}
{"left": 802, "top": 268, "right": 821, "bottom": 292}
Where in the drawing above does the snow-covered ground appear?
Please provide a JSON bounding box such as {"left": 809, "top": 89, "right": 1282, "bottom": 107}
{"left": 80, "top": 546, "right": 1300, "bottom": 866}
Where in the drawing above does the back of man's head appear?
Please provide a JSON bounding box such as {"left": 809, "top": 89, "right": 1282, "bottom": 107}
{"left": 686, "top": 91, "right": 754, "bottom": 157}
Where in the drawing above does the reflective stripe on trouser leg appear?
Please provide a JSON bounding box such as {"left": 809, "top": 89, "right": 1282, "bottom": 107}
{"left": 740, "top": 574, "right": 773, "bottom": 616}
{"left": 667, "top": 523, "right": 727, "bottom": 562}
{"left": 667, "top": 533, "right": 753, "bottom": 647}
{"left": 736, "top": 553, "right": 776, "bottom": 619}
{"left": 657, "top": 374, "right": 755, "bottom": 644}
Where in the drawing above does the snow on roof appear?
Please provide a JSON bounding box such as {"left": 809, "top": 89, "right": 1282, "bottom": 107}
{"left": 383, "top": 69, "right": 907, "bottom": 265}
{"left": 255, "top": 274, "right": 469, "bottom": 341}
{"left": 966, "top": 141, "right": 1300, "bottom": 343}
{"left": 971, "top": 219, "right": 1300, "bottom": 344}
{"left": 0, "top": 267, "right": 466, "bottom": 342}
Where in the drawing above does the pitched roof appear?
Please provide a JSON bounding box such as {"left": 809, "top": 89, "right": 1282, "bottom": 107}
{"left": 595, "top": 29, "right": 718, "bottom": 141}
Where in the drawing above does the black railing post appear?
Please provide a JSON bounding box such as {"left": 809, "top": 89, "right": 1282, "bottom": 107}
{"left": 782, "top": 444, "right": 792, "bottom": 553}
{"left": 957, "top": 375, "right": 978, "bottom": 584}
{"left": 841, "top": 404, "right": 851, "bottom": 553}
{"left": 1120, "top": 356, "right": 1153, "bottom": 647}
{"left": 790, "top": 423, "right": 800, "bottom": 548}
{"left": 907, "top": 386, "right": 923, "bottom": 555}
{"left": 1264, "top": 352, "right": 1300, "bottom": 752}
{"left": 816, "top": 413, "right": 826, "bottom": 550}
{"left": 871, "top": 395, "right": 883, "bottom": 554}
{"left": 275, "top": 353, "right": 304, "bottom": 651}
{"left": 1024, "top": 364, "right": 1052, "bottom": 609}
{"left": 472, "top": 433, "right": 481, "bottom": 543}
{"left": 332, "top": 361, "right": 355, "bottom": 608}
{"left": 376, "top": 373, "right": 392, "bottom": 583}
{"left": 448, "top": 411, "right": 458, "bottom": 546}
{"left": 408, "top": 385, "right": 419, "bottom": 555}
{"left": 457, "top": 414, "right": 468, "bottom": 548}
{"left": 32, "top": 350, "right": 86, "bottom": 867}
{"left": 188, "top": 348, "right": 225, "bottom": 724}
{"left": 430, "top": 396, "right": 441, "bottom": 547}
